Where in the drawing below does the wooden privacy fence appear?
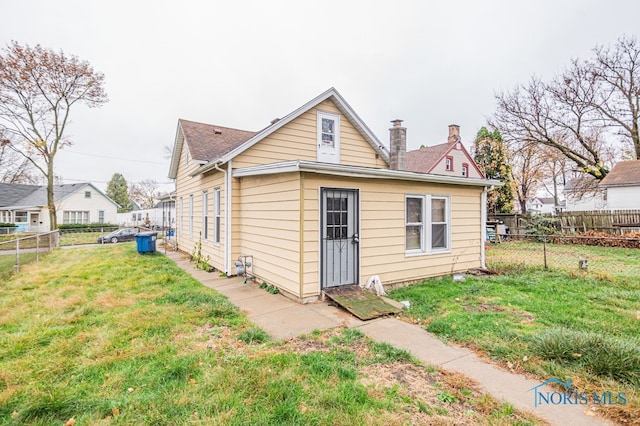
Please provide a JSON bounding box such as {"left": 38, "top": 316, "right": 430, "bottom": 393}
{"left": 491, "top": 210, "right": 640, "bottom": 235}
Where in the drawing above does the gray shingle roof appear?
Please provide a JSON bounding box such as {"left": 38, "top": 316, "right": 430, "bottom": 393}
{"left": 0, "top": 182, "right": 93, "bottom": 208}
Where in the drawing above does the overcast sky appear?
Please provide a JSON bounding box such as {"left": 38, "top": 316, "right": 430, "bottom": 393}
{"left": 2, "top": 0, "right": 639, "bottom": 194}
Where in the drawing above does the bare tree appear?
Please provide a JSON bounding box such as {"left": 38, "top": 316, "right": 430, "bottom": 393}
{"left": 509, "top": 142, "right": 545, "bottom": 213}
{"left": 0, "top": 41, "right": 107, "bottom": 229}
{"left": 129, "top": 179, "right": 160, "bottom": 209}
{"left": 0, "top": 133, "right": 38, "bottom": 184}
{"left": 589, "top": 35, "right": 640, "bottom": 159}
{"left": 492, "top": 35, "right": 640, "bottom": 182}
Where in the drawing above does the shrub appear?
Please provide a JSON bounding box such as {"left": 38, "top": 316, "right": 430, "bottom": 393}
{"left": 58, "top": 223, "right": 119, "bottom": 232}
{"left": 531, "top": 328, "right": 640, "bottom": 385}
{"left": 0, "top": 223, "right": 17, "bottom": 228}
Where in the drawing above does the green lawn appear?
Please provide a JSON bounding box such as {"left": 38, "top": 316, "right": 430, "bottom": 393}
{"left": 486, "top": 240, "right": 640, "bottom": 281}
{"left": 0, "top": 245, "right": 540, "bottom": 425}
{"left": 389, "top": 245, "right": 640, "bottom": 424}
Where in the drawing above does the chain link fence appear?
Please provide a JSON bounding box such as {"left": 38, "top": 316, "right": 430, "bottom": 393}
{"left": 485, "top": 233, "right": 640, "bottom": 281}
{"left": 0, "top": 231, "right": 60, "bottom": 280}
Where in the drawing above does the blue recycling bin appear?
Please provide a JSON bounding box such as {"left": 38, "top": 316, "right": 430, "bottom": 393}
{"left": 135, "top": 231, "right": 157, "bottom": 254}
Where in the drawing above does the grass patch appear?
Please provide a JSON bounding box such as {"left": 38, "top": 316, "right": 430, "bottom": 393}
{"left": 532, "top": 328, "right": 640, "bottom": 385}
{"left": 0, "top": 245, "right": 543, "bottom": 425}
{"left": 388, "top": 265, "right": 640, "bottom": 423}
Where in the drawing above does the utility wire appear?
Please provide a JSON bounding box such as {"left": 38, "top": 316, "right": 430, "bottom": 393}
{"left": 64, "top": 149, "right": 168, "bottom": 165}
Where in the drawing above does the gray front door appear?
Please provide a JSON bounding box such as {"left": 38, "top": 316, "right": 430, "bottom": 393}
{"left": 321, "top": 188, "right": 359, "bottom": 288}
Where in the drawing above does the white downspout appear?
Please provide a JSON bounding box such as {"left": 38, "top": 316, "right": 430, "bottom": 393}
{"left": 213, "top": 160, "right": 232, "bottom": 274}
{"left": 481, "top": 186, "right": 488, "bottom": 269}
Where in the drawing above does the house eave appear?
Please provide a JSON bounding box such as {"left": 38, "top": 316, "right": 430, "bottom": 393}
{"left": 217, "top": 88, "right": 389, "bottom": 166}
{"left": 233, "top": 160, "right": 502, "bottom": 187}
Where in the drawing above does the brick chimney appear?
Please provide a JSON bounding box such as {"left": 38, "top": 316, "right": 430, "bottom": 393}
{"left": 448, "top": 124, "right": 461, "bottom": 143}
{"left": 389, "top": 119, "right": 406, "bottom": 170}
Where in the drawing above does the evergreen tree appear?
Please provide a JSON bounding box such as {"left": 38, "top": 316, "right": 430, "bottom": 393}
{"left": 473, "top": 127, "right": 515, "bottom": 214}
{"left": 107, "top": 173, "right": 133, "bottom": 213}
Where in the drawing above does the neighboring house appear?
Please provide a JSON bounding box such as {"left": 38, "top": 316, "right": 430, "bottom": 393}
{"left": 168, "top": 88, "right": 500, "bottom": 303}
{"left": 405, "top": 125, "right": 484, "bottom": 179}
{"left": 563, "top": 177, "right": 607, "bottom": 211}
{"left": 598, "top": 160, "right": 640, "bottom": 210}
{"left": 0, "top": 182, "right": 118, "bottom": 232}
{"left": 526, "top": 197, "right": 558, "bottom": 214}
{"left": 117, "top": 195, "right": 176, "bottom": 229}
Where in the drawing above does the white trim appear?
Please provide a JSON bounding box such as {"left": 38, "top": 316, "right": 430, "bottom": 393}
{"left": 225, "top": 160, "right": 232, "bottom": 274}
{"left": 233, "top": 160, "right": 502, "bottom": 188}
{"left": 481, "top": 187, "right": 488, "bottom": 268}
{"left": 317, "top": 110, "right": 341, "bottom": 164}
{"left": 404, "top": 194, "right": 451, "bottom": 255}
{"left": 188, "top": 88, "right": 389, "bottom": 177}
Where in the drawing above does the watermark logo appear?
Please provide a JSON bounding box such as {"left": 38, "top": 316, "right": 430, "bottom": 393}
{"left": 528, "top": 378, "right": 626, "bottom": 407}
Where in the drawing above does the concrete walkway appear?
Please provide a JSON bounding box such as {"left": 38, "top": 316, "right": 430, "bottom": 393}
{"left": 164, "top": 250, "right": 612, "bottom": 426}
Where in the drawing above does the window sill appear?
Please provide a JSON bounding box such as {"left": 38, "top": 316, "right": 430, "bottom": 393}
{"left": 405, "top": 249, "right": 451, "bottom": 258}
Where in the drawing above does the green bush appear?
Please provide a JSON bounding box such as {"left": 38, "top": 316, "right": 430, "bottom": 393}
{"left": 0, "top": 223, "right": 17, "bottom": 228}
{"left": 524, "top": 215, "right": 560, "bottom": 238}
{"left": 58, "top": 223, "right": 118, "bottom": 232}
{"left": 531, "top": 328, "right": 640, "bottom": 385}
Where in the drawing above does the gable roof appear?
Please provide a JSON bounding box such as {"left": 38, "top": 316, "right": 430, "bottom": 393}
{"left": 0, "top": 183, "right": 41, "bottom": 207}
{"left": 0, "top": 182, "right": 119, "bottom": 209}
{"left": 406, "top": 143, "right": 452, "bottom": 173}
{"left": 406, "top": 141, "right": 484, "bottom": 178}
{"left": 180, "top": 120, "right": 258, "bottom": 163}
{"left": 169, "top": 87, "right": 389, "bottom": 179}
{"left": 599, "top": 160, "right": 640, "bottom": 187}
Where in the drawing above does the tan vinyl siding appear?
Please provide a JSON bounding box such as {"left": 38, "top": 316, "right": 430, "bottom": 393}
{"left": 174, "top": 142, "right": 227, "bottom": 271}
{"left": 234, "top": 99, "right": 387, "bottom": 169}
{"left": 237, "top": 172, "right": 301, "bottom": 297}
{"left": 301, "top": 173, "right": 483, "bottom": 297}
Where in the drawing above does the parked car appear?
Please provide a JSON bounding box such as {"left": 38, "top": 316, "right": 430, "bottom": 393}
{"left": 97, "top": 228, "right": 138, "bottom": 244}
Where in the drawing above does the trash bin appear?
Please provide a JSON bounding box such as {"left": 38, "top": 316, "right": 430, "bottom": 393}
{"left": 135, "top": 231, "right": 157, "bottom": 254}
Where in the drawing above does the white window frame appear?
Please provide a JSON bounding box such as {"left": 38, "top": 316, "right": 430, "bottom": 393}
{"left": 405, "top": 194, "right": 450, "bottom": 255}
{"left": 84, "top": 191, "right": 92, "bottom": 199}
{"left": 316, "top": 111, "right": 340, "bottom": 164}
{"left": 202, "top": 191, "right": 209, "bottom": 240}
{"left": 188, "top": 194, "right": 193, "bottom": 238}
{"left": 63, "top": 210, "right": 90, "bottom": 224}
{"left": 97, "top": 210, "right": 105, "bottom": 223}
{"left": 178, "top": 198, "right": 183, "bottom": 233}
{"left": 462, "top": 163, "right": 468, "bottom": 177}
{"left": 214, "top": 188, "right": 221, "bottom": 244}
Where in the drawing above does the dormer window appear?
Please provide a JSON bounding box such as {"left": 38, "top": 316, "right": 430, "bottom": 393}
{"left": 445, "top": 156, "right": 453, "bottom": 171}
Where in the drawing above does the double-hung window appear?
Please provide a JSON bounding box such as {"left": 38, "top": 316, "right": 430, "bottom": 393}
{"left": 214, "top": 188, "right": 221, "bottom": 244}
{"left": 202, "top": 191, "right": 209, "bottom": 240}
{"left": 405, "top": 195, "right": 450, "bottom": 254}
{"left": 188, "top": 195, "right": 193, "bottom": 237}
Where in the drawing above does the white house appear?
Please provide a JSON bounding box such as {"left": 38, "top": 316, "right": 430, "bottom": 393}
{"left": 0, "top": 182, "right": 118, "bottom": 232}
{"left": 598, "top": 160, "right": 640, "bottom": 210}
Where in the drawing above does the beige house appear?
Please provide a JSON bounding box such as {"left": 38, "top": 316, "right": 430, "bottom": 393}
{"left": 168, "top": 88, "right": 500, "bottom": 303}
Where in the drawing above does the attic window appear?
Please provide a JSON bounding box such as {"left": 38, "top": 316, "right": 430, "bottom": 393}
{"left": 317, "top": 111, "right": 340, "bottom": 164}
{"left": 445, "top": 156, "right": 453, "bottom": 171}
{"left": 456, "top": 142, "right": 461, "bottom": 150}
{"left": 85, "top": 191, "right": 92, "bottom": 199}
{"left": 462, "top": 163, "right": 468, "bottom": 177}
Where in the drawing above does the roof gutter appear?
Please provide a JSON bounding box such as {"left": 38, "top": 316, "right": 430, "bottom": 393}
{"left": 233, "top": 160, "right": 503, "bottom": 188}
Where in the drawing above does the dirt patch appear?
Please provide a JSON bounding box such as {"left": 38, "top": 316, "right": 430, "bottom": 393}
{"left": 95, "top": 291, "right": 137, "bottom": 308}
